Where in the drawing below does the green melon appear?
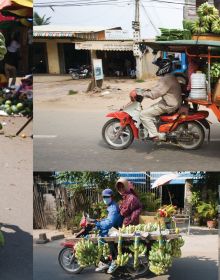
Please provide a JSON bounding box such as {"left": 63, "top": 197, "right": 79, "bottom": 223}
{"left": 16, "top": 103, "right": 24, "bottom": 110}
{"left": 5, "top": 100, "right": 12, "bottom": 106}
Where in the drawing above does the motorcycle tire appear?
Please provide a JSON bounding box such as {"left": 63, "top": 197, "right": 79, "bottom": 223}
{"left": 102, "top": 118, "right": 134, "bottom": 150}
{"left": 71, "top": 73, "right": 79, "bottom": 80}
{"left": 58, "top": 247, "right": 83, "bottom": 274}
{"left": 175, "top": 121, "right": 205, "bottom": 150}
{"left": 125, "top": 256, "right": 150, "bottom": 277}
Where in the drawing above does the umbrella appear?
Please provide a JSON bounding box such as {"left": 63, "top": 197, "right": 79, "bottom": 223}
{"left": 0, "top": 0, "right": 33, "bottom": 18}
{"left": 151, "top": 173, "right": 179, "bottom": 189}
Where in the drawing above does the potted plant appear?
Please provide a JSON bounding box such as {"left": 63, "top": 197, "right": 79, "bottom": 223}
{"left": 196, "top": 202, "right": 218, "bottom": 229}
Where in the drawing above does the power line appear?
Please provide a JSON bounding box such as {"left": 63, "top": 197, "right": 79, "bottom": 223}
{"left": 142, "top": 0, "right": 196, "bottom": 6}
{"left": 141, "top": 3, "right": 160, "bottom": 34}
{"left": 35, "top": 0, "right": 133, "bottom": 7}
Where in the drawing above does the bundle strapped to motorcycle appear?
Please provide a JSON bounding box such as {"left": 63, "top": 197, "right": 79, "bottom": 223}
{"left": 141, "top": 39, "right": 220, "bottom": 123}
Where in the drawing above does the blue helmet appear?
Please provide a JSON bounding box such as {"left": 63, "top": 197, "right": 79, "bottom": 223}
{"left": 102, "top": 189, "right": 113, "bottom": 197}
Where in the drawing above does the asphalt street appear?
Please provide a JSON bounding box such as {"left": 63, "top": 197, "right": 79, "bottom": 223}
{"left": 33, "top": 232, "right": 218, "bottom": 280}
{"left": 34, "top": 108, "right": 220, "bottom": 171}
{"left": 0, "top": 135, "right": 33, "bottom": 280}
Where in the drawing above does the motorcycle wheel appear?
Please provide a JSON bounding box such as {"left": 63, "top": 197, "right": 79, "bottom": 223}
{"left": 125, "top": 256, "right": 149, "bottom": 277}
{"left": 71, "top": 73, "right": 79, "bottom": 80}
{"left": 102, "top": 118, "right": 134, "bottom": 150}
{"left": 58, "top": 247, "right": 83, "bottom": 274}
{"left": 175, "top": 121, "right": 205, "bottom": 150}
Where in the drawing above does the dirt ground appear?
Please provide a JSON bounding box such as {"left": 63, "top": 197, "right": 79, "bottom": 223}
{"left": 34, "top": 75, "right": 159, "bottom": 111}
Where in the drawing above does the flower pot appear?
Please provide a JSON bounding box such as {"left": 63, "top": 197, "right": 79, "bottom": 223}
{"left": 207, "top": 220, "right": 217, "bottom": 229}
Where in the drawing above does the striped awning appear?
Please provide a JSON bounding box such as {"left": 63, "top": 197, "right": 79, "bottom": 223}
{"left": 75, "top": 41, "right": 133, "bottom": 51}
{"left": 34, "top": 31, "right": 73, "bottom": 38}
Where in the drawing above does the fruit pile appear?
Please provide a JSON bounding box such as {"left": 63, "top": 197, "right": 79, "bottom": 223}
{"left": 75, "top": 239, "right": 98, "bottom": 267}
{"left": 184, "top": 2, "right": 220, "bottom": 35}
{"left": 0, "top": 98, "right": 32, "bottom": 116}
{"left": 149, "top": 236, "right": 184, "bottom": 275}
{"left": 120, "top": 223, "right": 162, "bottom": 234}
{"left": 115, "top": 234, "right": 130, "bottom": 267}
{"left": 0, "top": 33, "right": 7, "bottom": 61}
{"left": 156, "top": 28, "right": 191, "bottom": 41}
{"left": 157, "top": 205, "right": 176, "bottom": 218}
{"left": 210, "top": 63, "right": 220, "bottom": 82}
{"left": 75, "top": 239, "right": 111, "bottom": 267}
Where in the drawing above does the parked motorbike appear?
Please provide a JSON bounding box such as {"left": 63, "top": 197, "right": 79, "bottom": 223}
{"left": 102, "top": 90, "right": 210, "bottom": 150}
{"left": 58, "top": 213, "right": 149, "bottom": 277}
{"left": 68, "top": 65, "right": 92, "bottom": 80}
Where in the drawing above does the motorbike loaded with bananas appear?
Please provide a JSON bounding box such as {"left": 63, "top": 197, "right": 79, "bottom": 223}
{"left": 58, "top": 213, "right": 184, "bottom": 277}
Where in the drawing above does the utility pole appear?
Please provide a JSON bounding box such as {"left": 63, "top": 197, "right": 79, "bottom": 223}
{"left": 133, "top": 0, "right": 143, "bottom": 79}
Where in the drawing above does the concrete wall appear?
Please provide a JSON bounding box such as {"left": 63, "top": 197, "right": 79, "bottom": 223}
{"left": 141, "top": 50, "right": 157, "bottom": 79}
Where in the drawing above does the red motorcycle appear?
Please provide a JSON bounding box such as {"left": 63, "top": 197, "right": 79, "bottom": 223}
{"left": 102, "top": 90, "right": 210, "bottom": 150}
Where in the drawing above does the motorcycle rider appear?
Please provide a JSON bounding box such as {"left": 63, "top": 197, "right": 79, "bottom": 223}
{"left": 130, "top": 57, "right": 182, "bottom": 141}
{"left": 94, "top": 188, "right": 123, "bottom": 272}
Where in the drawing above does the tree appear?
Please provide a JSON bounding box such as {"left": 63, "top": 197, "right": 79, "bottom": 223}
{"left": 33, "top": 12, "right": 51, "bottom": 26}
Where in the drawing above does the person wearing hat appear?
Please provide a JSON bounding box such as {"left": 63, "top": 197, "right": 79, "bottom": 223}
{"left": 94, "top": 188, "right": 123, "bottom": 272}
{"left": 106, "top": 178, "right": 142, "bottom": 274}
{"left": 116, "top": 178, "right": 142, "bottom": 226}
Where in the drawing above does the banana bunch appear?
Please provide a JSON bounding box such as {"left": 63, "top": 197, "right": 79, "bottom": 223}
{"left": 212, "top": 19, "right": 220, "bottom": 34}
{"left": 102, "top": 243, "right": 110, "bottom": 259}
{"left": 0, "top": 33, "right": 7, "bottom": 61}
{"left": 191, "top": 20, "right": 209, "bottom": 34}
{"left": 120, "top": 223, "right": 159, "bottom": 234}
{"left": 210, "top": 63, "right": 220, "bottom": 82}
{"left": 0, "top": 231, "right": 4, "bottom": 247}
{"left": 129, "top": 242, "right": 147, "bottom": 256}
{"left": 116, "top": 253, "right": 130, "bottom": 266}
{"left": 75, "top": 239, "right": 98, "bottom": 267}
{"left": 149, "top": 239, "right": 173, "bottom": 275}
{"left": 197, "top": 2, "right": 219, "bottom": 24}
{"left": 170, "top": 237, "right": 184, "bottom": 258}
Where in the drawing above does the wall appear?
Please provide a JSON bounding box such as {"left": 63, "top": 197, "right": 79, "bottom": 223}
{"left": 142, "top": 50, "right": 157, "bottom": 79}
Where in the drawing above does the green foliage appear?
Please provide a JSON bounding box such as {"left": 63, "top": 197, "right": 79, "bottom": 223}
{"left": 33, "top": 12, "right": 51, "bottom": 26}
{"left": 55, "top": 171, "right": 119, "bottom": 192}
{"left": 69, "top": 213, "right": 83, "bottom": 228}
{"left": 68, "top": 90, "right": 78, "bottom": 95}
{"left": 191, "top": 191, "right": 201, "bottom": 207}
{"left": 56, "top": 206, "right": 66, "bottom": 229}
{"left": 90, "top": 202, "right": 107, "bottom": 219}
{"left": 196, "top": 202, "right": 218, "bottom": 220}
{"left": 139, "top": 192, "right": 161, "bottom": 212}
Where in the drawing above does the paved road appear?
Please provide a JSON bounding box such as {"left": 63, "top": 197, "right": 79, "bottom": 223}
{"left": 34, "top": 108, "right": 220, "bottom": 171}
{"left": 0, "top": 135, "right": 33, "bottom": 280}
{"left": 33, "top": 233, "right": 218, "bottom": 280}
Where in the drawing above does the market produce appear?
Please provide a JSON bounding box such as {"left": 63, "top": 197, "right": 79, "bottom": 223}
{"left": 197, "top": 2, "right": 219, "bottom": 24}
{"left": 75, "top": 239, "right": 98, "bottom": 267}
{"left": 149, "top": 237, "right": 173, "bottom": 275}
{"left": 0, "top": 32, "right": 7, "bottom": 61}
{"left": 191, "top": 20, "right": 209, "bottom": 34}
{"left": 190, "top": 2, "right": 220, "bottom": 35}
{"left": 210, "top": 63, "right": 220, "bottom": 79}
{"left": 116, "top": 234, "right": 130, "bottom": 267}
{"left": 157, "top": 205, "right": 176, "bottom": 218}
{"left": 120, "top": 223, "right": 159, "bottom": 234}
{"left": 170, "top": 237, "right": 184, "bottom": 258}
{"left": 0, "top": 231, "right": 4, "bottom": 246}
{"left": 0, "top": 98, "right": 33, "bottom": 116}
{"left": 211, "top": 18, "right": 220, "bottom": 34}
{"left": 129, "top": 242, "right": 147, "bottom": 256}
{"left": 155, "top": 28, "right": 191, "bottom": 41}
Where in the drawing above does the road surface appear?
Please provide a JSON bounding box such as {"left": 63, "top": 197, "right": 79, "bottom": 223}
{"left": 33, "top": 232, "right": 218, "bottom": 280}
{"left": 34, "top": 108, "right": 220, "bottom": 171}
{"left": 0, "top": 125, "right": 33, "bottom": 280}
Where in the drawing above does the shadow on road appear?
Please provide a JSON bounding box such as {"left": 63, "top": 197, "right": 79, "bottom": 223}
{"left": 168, "top": 256, "right": 218, "bottom": 280}
{"left": 189, "top": 228, "right": 218, "bottom": 235}
{"left": 0, "top": 224, "right": 33, "bottom": 280}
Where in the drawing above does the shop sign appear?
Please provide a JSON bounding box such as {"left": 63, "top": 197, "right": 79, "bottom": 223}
{"left": 105, "top": 30, "right": 130, "bottom": 40}
{"left": 75, "top": 41, "right": 133, "bottom": 51}
{"left": 93, "top": 59, "right": 104, "bottom": 81}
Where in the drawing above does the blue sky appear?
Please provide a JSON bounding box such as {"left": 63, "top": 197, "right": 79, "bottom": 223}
{"left": 34, "top": 0, "right": 184, "bottom": 39}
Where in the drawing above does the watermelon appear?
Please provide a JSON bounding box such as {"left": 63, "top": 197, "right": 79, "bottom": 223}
{"left": 5, "top": 100, "right": 11, "bottom": 106}
{"left": 11, "top": 105, "right": 18, "bottom": 114}
{"left": 6, "top": 107, "right": 12, "bottom": 115}
{"left": 16, "top": 103, "right": 24, "bottom": 111}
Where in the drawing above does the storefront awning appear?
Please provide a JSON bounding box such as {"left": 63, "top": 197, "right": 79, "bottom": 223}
{"left": 34, "top": 31, "right": 73, "bottom": 38}
{"left": 75, "top": 41, "right": 133, "bottom": 51}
